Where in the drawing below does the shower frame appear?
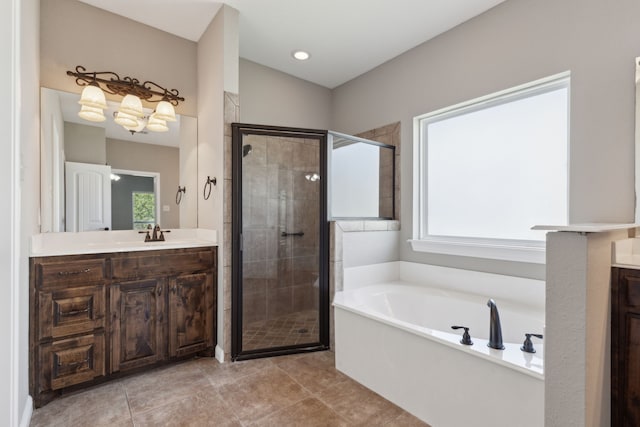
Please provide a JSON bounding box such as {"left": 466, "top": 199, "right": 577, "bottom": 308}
{"left": 231, "top": 123, "right": 330, "bottom": 361}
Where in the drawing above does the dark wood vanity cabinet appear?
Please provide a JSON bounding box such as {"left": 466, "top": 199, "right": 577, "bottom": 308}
{"left": 110, "top": 278, "right": 166, "bottom": 373}
{"left": 30, "top": 246, "right": 217, "bottom": 408}
{"left": 168, "top": 272, "right": 215, "bottom": 358}
{"left": 611, "top": 267, "right": 640, "bottom": 426}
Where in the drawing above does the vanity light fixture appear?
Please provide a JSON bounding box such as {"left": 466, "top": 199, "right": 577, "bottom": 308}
{"left": 292, "top": 50, "right": 311, "bottom": 61}
{"left": 67, "top": 65, "right": 184, "bottom": 133}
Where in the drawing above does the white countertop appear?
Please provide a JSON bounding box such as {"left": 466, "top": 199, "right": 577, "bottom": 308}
{"left": 532, "top": 223, "right": 638, "bottom": 232}
{"left": 612, "top": 237, "right": 640, "bottom": 268}
{"left": 30, "top": 228, "right": 218, "bottom": 257}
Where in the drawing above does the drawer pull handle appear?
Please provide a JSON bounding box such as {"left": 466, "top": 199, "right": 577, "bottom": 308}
{"left": 60, "top": 307, "right": 90, "bottom": 317}
{"left": 57, "top": 268, "right": 91, "bottom": 276}
{"left": 58, "top": 357, "right": 89, "bottom": 367}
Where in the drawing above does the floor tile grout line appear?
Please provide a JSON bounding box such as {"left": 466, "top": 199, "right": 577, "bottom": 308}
{"left": 123, "top": 384, "right": 135, "bottom": 426}
{"left": 270, "top": 360, "right": 355, "bottom": 426}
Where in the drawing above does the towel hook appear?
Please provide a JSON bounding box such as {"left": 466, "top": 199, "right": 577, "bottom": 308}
{"left": 175, "top": 186, "right": 186, "bottom": 205}
{"left": 203, "top": 176, "right": 216, "bottom": 200}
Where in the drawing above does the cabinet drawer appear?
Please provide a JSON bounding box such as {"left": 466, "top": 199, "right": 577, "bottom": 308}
{"left": 621, "top": 270, "right": 640, "bottom": 307}
{"left": 38, "top": 333, "right": 105, "bottom": 392}
{"left": 111, "top": 249, "right": 214, "bottom": 280}
{"left": 36, "top": 258, "right": 107, "bottom": 289}
{"left": 38, "top": 285, "right": 105, "bottom": 340}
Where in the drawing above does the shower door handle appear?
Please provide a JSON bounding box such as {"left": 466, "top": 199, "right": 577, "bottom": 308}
{"left": 281, "top": 231, "right": 304, "bottom": 237}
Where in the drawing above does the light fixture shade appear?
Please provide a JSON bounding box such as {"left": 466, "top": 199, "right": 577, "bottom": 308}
{"left": 78, "top": 84, "right": 108, "bottom": 109}
{"left": 124, "top": 117, "right": 147, "bottom": 133}
{"left": 78, "top": 105, "right": 106, "bottom": 122}
{"left": 153, "top": 100, "right": 177, "bottom": 122}
{"left": 114, "top": 111, "right": 139, "bottom": 128}
{"left": 118, "top": 94, "right": 144, "bottom": 117}
{"left": 146, "top": 113, "right": 169, "bottom": 132}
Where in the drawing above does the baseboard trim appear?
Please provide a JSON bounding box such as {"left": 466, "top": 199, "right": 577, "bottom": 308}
{"left": 19, "top": 395, "right": 33, "bottom": 427}
{"left": 215, "top": 345, "right": 225, "bottom": 363}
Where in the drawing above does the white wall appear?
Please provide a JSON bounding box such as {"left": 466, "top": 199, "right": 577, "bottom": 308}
{"left": 197, "top": 5, "right": 239, "bottom": 359}
{"left": 343, "top": 231, "right": 400, "bottom": 268}
{"left": 179, "top": 116, "right": 198, "bottom": 228}
{"left": 331, "top": 0, "right": 640, "bottom": 280}
{"left": 1, "top": 0, "right": 40, "bottom": 426}
{"left": 239, "top": 58, "right": 332, "bottom": 129}
{"left": 40, "top": 0, "right": 197, "bottom": 117}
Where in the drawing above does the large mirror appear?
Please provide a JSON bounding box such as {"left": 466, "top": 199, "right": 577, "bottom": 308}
{"left": 329, "top": 131, "right": 395, "bottom": 219}
{"left": 40, "top": 88, "right": 198, "bottom": 232}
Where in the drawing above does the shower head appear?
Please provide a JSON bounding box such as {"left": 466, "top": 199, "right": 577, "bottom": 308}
{"left": 242, "top": 144, "right": 253, "bottom": 158}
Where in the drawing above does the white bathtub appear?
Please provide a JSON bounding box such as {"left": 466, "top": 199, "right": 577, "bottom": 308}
{"left": 333, "top": 262, "right": 545, "bottom": 427}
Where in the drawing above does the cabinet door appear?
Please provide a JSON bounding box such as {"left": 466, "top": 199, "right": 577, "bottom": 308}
{"left": 168, "top": 273, "right": 214, "bottom": 357}
{"left": 613, "top": 268, "right": 640, "bottom": 426}
{"left": 110, "top": 279, "right": 165, "bottom": 373}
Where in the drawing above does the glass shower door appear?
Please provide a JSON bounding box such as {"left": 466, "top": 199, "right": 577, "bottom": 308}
{"left": 232, "top": 124, "right": 328, "bottom": 360}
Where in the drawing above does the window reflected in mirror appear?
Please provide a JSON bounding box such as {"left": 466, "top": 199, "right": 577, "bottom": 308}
{"left": 329, "top": 132, "right": 395, "bottom": 219}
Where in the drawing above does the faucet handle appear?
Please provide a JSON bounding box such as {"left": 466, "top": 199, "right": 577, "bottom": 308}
{"left": 451, "top": 325, "right": 473, "bottom": 345}
{"left": 521, "top": 333, "right": 543, "bottom": 353}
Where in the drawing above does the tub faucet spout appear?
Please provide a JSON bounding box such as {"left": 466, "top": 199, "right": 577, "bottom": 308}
{"left": 487, "top": 299, "right": 505, "bottom": 350}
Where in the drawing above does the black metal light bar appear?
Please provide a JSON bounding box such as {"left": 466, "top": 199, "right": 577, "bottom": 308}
{"left": 66, "top": 65, "right": 185, "bottom": 106}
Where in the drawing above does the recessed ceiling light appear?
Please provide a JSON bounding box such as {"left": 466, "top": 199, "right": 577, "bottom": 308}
{"left": 292, "top": 50, "right": 310, "bottom": 61}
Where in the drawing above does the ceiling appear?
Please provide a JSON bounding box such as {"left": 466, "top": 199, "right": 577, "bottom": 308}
{"left": 78, "top": 0, "right": 506, "bottom": 89}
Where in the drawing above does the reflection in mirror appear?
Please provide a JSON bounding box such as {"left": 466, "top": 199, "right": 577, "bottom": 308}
{"left": 40, "top": 88, "right": 198, "bottom": 232}
{"left": 329, "top": 131, "right": 395, "bottom": 219}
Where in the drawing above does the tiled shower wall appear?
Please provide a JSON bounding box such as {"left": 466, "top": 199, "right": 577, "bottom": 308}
{"left": 223, "top": 92, "right": 239, "bottom": 360}
{"left": 241, "top": 135, "right": 321, "bottom": 330}
{"left": 356, "top": 122, "right": 401, "bottom": 221}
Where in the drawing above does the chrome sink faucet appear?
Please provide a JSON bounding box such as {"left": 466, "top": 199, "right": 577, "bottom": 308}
{"left": 487, "top": 299, "right": 505, "bottom": 350}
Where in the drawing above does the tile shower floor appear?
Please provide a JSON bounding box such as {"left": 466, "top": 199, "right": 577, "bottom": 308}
{"left": 242, "top": 309, "right": 319, "bottom": 350}
{"left": 29, "top": 351, "right": 429, "bottom": 426}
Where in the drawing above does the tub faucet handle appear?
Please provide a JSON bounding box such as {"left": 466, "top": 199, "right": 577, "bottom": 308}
{"left": 521, "top": 333, "right": 543, "bottom": 353}
{"left": 451, "top": 325, "right": 473, "bottom": 346}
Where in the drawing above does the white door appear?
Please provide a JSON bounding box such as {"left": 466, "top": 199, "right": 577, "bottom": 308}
{"left": 65, "top": 161, "right": 112, "bottom": 232}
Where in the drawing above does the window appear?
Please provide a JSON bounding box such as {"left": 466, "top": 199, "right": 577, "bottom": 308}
{"left": 412, "top": 73, "right": 569, "bottom": 263}
{"left": 132, "top": 191, "right": 156, "bottom": 230}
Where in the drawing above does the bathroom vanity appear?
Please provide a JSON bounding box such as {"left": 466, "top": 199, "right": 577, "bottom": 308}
{"left": 29, "top": 232, "right": 217, "bottom": 408}
{"left": 611, "top": 266, "right": 640, "bottom": 426}
{"left": 611, "top": 238, "right": 640, "bottom": 425}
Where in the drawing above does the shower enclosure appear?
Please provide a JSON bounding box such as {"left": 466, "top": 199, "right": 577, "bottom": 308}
{"left": 231, "top": 124, "right": 329, "bottom": 360}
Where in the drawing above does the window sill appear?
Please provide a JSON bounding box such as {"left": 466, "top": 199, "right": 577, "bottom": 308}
{"left": 408, "top": 237, "right": 545, "bottom": 264}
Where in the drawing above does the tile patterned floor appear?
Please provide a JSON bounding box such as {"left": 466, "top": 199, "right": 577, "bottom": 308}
{"left": 242, "top": 309, "right": 319, "bottom": 350}
{"left": 29, "top": 351, "right": 429, "bottom": 427}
